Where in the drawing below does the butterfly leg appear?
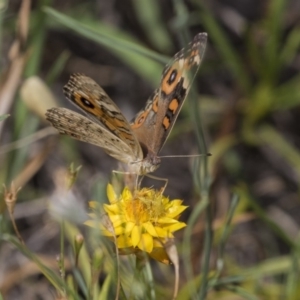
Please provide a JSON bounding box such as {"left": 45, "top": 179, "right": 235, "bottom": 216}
{"left": 144, "top": 174, "right": 169, "bottom": 194}
{"left": 137, "top": 175, "right": 144, "bottom": 189}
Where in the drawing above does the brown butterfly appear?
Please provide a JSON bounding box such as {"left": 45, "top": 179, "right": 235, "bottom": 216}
{"left": 46, "top": 33, "right": 207, "bottom": 175}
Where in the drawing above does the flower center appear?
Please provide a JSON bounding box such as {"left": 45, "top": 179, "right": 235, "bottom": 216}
{"left": 125, "top": 198, "right": 149, "bottom": 224}
{"left": 123, "top": 189, "right": 166, "bottom": 225}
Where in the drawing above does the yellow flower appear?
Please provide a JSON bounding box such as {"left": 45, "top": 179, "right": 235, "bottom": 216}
{"left": 85, "top": 184, "right": 188, "bottom": 264}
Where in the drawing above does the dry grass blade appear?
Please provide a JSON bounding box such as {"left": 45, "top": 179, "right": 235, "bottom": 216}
{"left": 13, "top": 137, "right": 56, "bottom": 189}
{"left": 165, "top": 238, "right": 179, "bottom": 300}
{"left": 3, "top": 183, "right": 24, "bottom": 244}
{"left": 0, "top": 254, "right": 71, "bottom": 295}
{"left": 0, "top": 127, "right": 57, "bottom": 154}
{"left": 0, "top": 0, "right": 31, "bottom": 135}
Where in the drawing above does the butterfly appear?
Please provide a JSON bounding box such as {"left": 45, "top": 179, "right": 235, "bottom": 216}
{"left": 46, "top": 33, "right": 207, "bottom": 175}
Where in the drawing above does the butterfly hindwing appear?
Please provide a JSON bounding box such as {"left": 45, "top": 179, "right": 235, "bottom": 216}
{"left": 46, "top": 107, "right": 140, "bottom": 164}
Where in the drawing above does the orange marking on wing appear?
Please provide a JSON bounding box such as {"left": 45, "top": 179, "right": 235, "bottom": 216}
{"left": 103, "top": 121, "right": 116, "bottom": 131}
{"left": 162, "top": 117, "right": 170, "bottom": 130}
{"left": 76, "top": 103, "right": 106, "bottom": 117}
{"left": 109, "top": 118, "right": 126, "bottom": 128}
{"left": 169, "top": 99, "right": 179, "bottom": 113}
{"left": 191, "top": 50, "right": 199, "bottom": 56}
{"left": 93, "top": 107, "right": 106, "bottom": 116}
{"left": 152, "top": 96, "right": 159, "bottom": 113}
{"left": 161, "top": 65, "right": 182, "bottom": 95}
{"left": 73, "top": 93, "right": 106, "bottom": 116}
{"left": 73, "top": 94, "right": 82, "bottom": 102}
{"left": 103, "top": 119, "right": 134, "bottom": 142}
{"left": 131, "top": 110, "right": 149, "bottom": 129}
{"left": 118, "top": 131, "right": 135, "bottom": 142}
{"left": 73, "top": 92, "right": 130, "bottom": 132}
{"left": 103, "top": 117, "right": 126, "bottom": 131}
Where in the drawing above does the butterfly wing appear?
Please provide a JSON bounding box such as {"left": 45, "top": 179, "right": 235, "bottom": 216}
{"left": 58, "top": 74, "right": 143, "bottom": 160}
{"left": 46, "top": 107, "right": 140, "bottom": 164}
{"left": 131, "top": 33, "right": 207, "bottom": 154}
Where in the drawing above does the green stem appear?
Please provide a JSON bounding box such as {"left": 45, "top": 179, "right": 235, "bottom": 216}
{"left": 198, "top": 194, "right": 212, "bottom": 300}
{"left": 188, "top": 85, "right": 212, "bottom": 298}
{"left": 60, "top": 220, "right": 65, "bottom": 282}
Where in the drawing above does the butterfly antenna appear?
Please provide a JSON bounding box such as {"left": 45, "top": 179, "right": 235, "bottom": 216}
{"left": 131, "top": 154, "right": 211, "bottom": 164}
{"left": 158, "top": 153, "right": 211, "bottom": 159}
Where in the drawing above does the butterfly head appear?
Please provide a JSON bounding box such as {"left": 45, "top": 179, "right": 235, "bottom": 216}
{"left": 129, "top": 146, "right": 161, "bottom": 175}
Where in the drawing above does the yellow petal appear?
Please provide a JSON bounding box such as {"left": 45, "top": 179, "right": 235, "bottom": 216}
{"left": 149, "top": 247, "right": 170, "bottom": 264}
{"left": 109, "top": 214, "right": 126, "bottom": 227}
{"left": 153, "top": 226, "right": 169, "bottom": 238}
{"left": 153, "top": 239, "right": 165, "bottom": 248}
{"left": 117, "top": 235, "right": 133, "bottom": 248}
{"left": 163, "top": 222, "right": 186, "bottom": 233}
{"left": 161, "top": 197, "right": 169, "bottom": 206}
{"left": 107, "top": 184, "right": 118, "bottom": 204}
{"left": 143, "top": 222, "right": 158, "bottom": 237}
{"left": 103, "top": 203, "right": 122, "bottom": 214}
{"left": 124, "top": 221, "right": 135, "bottom": 234}
{"left": 167, "top": 205, "right": 188, "bottom": 218}
{"left": 122, "top": 187, "right": 132, "bottom": 201}
{"left": 169, "top": 199, "right": 183, "bottom": 206}
{"left": 138, "top": 233, "right": 153, "bottom": 253}
{"left": 131, "top": 225, "right": 142, "bottom": 247}
{"left": 157, "top": 217, "right": 178, "bottom": 224}
{"left": 113, "top": 225, "right": 126, "bottom": 236}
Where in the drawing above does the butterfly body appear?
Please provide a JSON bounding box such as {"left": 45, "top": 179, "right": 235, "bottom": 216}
{"left": 46, "top": 33, "right": 207, "bottom": 175}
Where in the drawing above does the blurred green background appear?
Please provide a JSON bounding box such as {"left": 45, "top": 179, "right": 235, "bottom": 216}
{"left": 1, "top": 0, "right": 300, "bottom": 299}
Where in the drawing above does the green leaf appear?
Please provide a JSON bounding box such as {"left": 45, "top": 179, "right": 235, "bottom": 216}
{"left": 1, "top": 234, "right": 80, "bottom": 299}
{"left": 262, "top": 0, "right": 287, "bottom": 83}
{"left": 272, "top": 74, "right": 300, "bottom": 110}
{"left": 280, "top": 27, "right": 300, "bottom": 66}
{"left": 195, "top": 1, "right": 251, "bottom": 93}
{"left": 131, "top": 0, "right": 173, "bottom": 52}
{"left": 257, "top": 125, "right": 300, "bottom": 179}
{"left": 43, "top": 7, "right": 169, "bottom": 86}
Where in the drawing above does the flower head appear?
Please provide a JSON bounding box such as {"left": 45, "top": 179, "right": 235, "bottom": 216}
{"left": 85, "top": 184, "right": 188, "bottom": 264}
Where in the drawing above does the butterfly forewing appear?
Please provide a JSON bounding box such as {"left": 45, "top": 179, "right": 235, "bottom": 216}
{"left": 63, "top": 74, "right": 143, "bottom": 159}
{"left": 131, "top": 33, "right": 207, "bottom": 154}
